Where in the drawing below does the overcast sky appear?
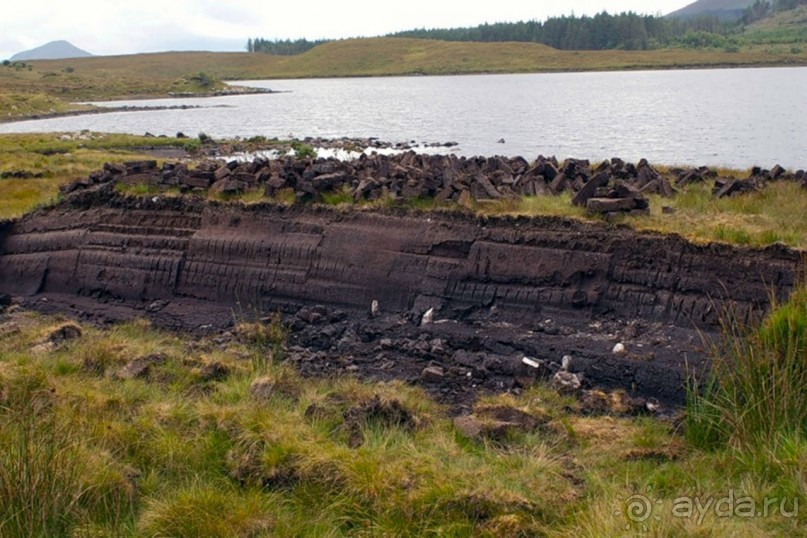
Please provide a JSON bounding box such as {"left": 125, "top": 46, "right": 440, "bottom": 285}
{"left": 2, "top": 1, "right": 694, "bottom": 59}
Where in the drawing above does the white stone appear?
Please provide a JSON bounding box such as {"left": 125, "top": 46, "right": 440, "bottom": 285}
{"left": 561, "top": 355, "right": 573, "bottom": 370}
{"left": 522, "top": 357, "right": 541, "bottom": 369}
{"left": 421, "top": 307, "right": 434, "bottom": 326}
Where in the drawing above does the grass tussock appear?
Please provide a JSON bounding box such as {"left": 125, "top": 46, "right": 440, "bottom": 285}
{"left": 0, "top": 306, "right": 804, "bottom": 535}
{"left": 687, "top": 284, "right": 807, "bottom": 451}
{"left": 137, "top": 480, "right": 273, "bottom": 538}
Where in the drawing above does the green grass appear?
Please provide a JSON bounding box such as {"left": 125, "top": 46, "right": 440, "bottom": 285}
{"left": 0, "top": 305, "right": 804, "bottom": 536}
{"left": 0, "top": 92, "right": 92, "bottom": 120}
{"left": 634, "top": 182, "right": 807, "bottom": 249}
{"left": 477, "top": 181, "right": 807, "bottom": 250}
{"left": 0, "top": 133, "right": 194, "bottom": 219}
{"left": 483, "top": 192, "right": 588, "bottom": 220}
{"left": 686, "top": 284, "right": 807, "bottom": 451}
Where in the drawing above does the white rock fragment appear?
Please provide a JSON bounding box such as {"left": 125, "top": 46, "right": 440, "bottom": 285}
{"left": 612, "top": 343, "right": 626, "bottom": 354}
{"left": 370, "top": 299, "right": 379, "bottom": 318}
{"left": 522, "top": 357, "right": 541, "bottom": 369}
{"left": 421, "top": 307, "right": 434, "bottom": 326}
{"left": 561, "top": 355, "right": 573, "bottom": 371}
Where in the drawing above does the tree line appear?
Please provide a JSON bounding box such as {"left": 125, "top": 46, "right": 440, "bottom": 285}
{"left": 390, "top": 12, "right": 727, "bottom": 51}
{"left": 389, "top": 2, "right": 807, "bottom": 51}
{"left": 246, "top": 1, "right": 807, "bottom": 55}
{"left": 246, "top": 38, "right": 326, "bottom": 55}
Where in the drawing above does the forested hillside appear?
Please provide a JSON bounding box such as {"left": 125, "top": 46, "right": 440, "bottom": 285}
{"left": 245, "top": 2, "right": 807, "bottom": 54}
{"left": 390, "top": 12, "right": 721, "bottom": 50}
{"left": 387, "top": 2, "right": 807, "bottom": 50}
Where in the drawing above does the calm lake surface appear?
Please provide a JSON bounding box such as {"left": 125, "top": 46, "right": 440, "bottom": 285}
{"left": 2, "top": 67, "right": 805, "bottom": 169}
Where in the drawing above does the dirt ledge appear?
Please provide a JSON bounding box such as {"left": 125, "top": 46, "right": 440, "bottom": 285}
{"left": 0, "top": 187, "right": 802, "bottom": 405}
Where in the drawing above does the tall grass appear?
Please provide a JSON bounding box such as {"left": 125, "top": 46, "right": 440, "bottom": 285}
{"left": 0, "top": 370, "right": 87, "bottom": 537}
{"left": 686, "top": 284, "right": 807, "bottom": 450}
{"left": 0, "top": 310, "right": 804, "bottom": 535}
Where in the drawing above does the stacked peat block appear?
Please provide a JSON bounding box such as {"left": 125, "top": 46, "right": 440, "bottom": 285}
{"left": 57, "top": 153, "right": 665, "bottom": 213}
{"left": 573, "top": 174, "right": 650, "bottom": 219}
{"left": 670, "top": 166, "right": 716, "bottom": 188}
{"left": 712, "top": 164, "right": 805, "bottom": 198}
{"left": 60, "top": 152, "right": 803, "bottom": 210}
{"left": 570, "top": 158, "right": 663, "bottom": 219}
{"left": 57, "top": 161, "right": 157, "bottom": 192}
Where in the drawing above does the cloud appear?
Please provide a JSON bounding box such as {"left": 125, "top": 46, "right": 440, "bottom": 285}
{"left": 0, "top": 0, "right": 694, "bottom": 59}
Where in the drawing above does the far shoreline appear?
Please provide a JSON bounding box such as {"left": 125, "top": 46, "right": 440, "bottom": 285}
{"left": 0, "top": 87, "right": 278, "bottom": 125}
{"left": 2, "top": 60, "right": 806, "bottom": 125}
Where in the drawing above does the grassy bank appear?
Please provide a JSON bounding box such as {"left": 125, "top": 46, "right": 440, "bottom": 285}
{"left": 1, "top": 38, "right": 806, "bottom": 120}
{"left": 482, "top": 181, "right": 807, "bottom": 250}
{"left": 0, "top": 133, "right": 200, "bottom": 219}
{"left": 0, "top": 284, "right": 804, "bottom": 536}
{"left": 2, "top": 133, "right": 806, "bottom": 250}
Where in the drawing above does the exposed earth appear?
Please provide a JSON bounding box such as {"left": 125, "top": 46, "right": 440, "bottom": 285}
{"left": 0, "top": 154, "right": 802, "bottom": 411}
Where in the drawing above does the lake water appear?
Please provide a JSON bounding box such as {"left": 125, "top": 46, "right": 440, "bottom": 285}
{"left": 2, "top": 67, "right": 805, "bottom": 169}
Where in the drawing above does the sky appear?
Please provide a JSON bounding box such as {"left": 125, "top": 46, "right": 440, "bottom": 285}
{"left": 2, "top": 1, "right": 695, "bottom": 59}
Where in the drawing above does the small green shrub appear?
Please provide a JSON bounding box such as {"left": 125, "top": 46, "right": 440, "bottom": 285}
{"left": 290, "top": 141, "right": 317, "bottom": 159}
{"left": 187, "top": 71, "right": 216, "bottom": 89}
{"left": 116, "top": 182, "right": 155, "bottom": 196}
{"left": 234, "top": 311, "right": 288, "bottom": 354}
{"left": 320, "top": 184, "right": 354, "bottom": 206}
{"left": 714, "top": 225, "right": 751, "bottom": 245}
{"left": 759, "top": 285, "right": 807, "bottom": 361}
{"left": 183, "top": 138, "right": 200, "bottom": 152}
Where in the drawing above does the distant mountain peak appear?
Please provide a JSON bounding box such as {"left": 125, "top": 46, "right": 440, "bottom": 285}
{"left": 10, "top": 40, "right": 93, "bottom": 61}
